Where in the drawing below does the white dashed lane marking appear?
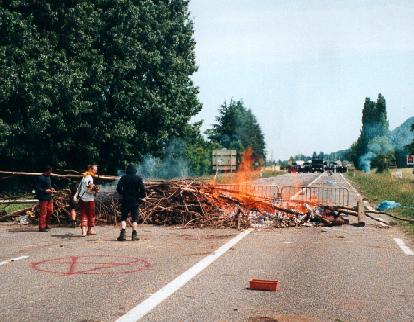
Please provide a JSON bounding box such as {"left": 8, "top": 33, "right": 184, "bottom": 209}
{"left": 0, "top": 255, "right": 29, "bottom": 266}
{"left": 290, "top": 173, "right": 323, "bottom": 200}
{"left": 116, "top": 229, "right": 253, "bottom": 322}
{"left": 393, "top": 238, "right": 414, "bottom": 256}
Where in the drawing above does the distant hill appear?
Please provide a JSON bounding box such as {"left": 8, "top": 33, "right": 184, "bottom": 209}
{"left": 390, "top": 116, "right": 414, "bottom": 149}
{"left": 281, "top": 117, "right": 414, "bottom": 165}
{"left": 390, "top": 116, "right": 414, "bottom": 167}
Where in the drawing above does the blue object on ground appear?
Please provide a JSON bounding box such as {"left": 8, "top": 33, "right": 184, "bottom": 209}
{"left": 377, "top": 200, "right": 401, "bottom": 211}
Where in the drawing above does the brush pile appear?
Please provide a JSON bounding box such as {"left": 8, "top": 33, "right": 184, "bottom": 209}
{"left": 134, "top": 180, "right": 352, "bottom": 228}
{"left": 1, "top": 179, "right": 356, "bottom": 229}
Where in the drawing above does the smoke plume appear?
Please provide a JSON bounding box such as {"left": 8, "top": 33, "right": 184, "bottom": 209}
{"left": 358, "top": 136, "right": 394, "bottom": 172}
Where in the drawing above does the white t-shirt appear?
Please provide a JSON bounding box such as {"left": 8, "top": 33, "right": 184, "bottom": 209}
{"left": 80, "top": 175, "right": 95, "bottom": 202}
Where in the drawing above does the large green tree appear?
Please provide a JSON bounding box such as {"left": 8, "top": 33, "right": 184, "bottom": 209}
{"left": 207, "top": 99, "right": 266, "bottom": 165}
{"left": 350, "top": 93, "right": 394, "bottom": 172}
{"left": 0, "top": 0, "right": 201, "bottom": 173}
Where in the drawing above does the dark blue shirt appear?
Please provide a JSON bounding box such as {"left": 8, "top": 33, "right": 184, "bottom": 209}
{"left": 116, "top": 174, "right": 145, "bottom": 205}
{"left": 35, "top": 174, "right": 52, "bottom": 201}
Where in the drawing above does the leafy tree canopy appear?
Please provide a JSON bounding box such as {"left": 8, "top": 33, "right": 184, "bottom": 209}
{"left": 207, "top": 99, "right": 266, "bottom": 164}
{"left": 0, "top": 0, "right": 201, "bottom": 173}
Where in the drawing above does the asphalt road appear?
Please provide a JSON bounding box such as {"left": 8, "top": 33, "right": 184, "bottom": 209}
{"left": 0, "top": 173, "right": 413, "bottom": 322}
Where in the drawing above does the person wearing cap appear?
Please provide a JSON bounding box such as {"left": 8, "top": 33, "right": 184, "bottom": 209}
{"left": 116, "top": 164, "right": 146, "bottom": 241}
{"left": 35, "top": 165, "right": 55, "bottom": 232}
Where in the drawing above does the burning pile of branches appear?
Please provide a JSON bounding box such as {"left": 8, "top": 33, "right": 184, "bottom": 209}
{"left": 140, "top": 180, "right": 258, "bottom": 228}
{"left": 104, "top": 180, "right": 355, "bottom": 228}
{"left": 1, "top": 179, "right": 356, "bottom": 228}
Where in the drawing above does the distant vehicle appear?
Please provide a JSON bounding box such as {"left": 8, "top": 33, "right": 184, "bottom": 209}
{"left": 287, "top": 159, "right": 348, "bottom": 173}
{"left": 302, "top": 161, "right": 312, "bottom": 173}
{"left": 325, "top": 160, "right": 348, "bottom": 173}
{"left": 337, "top": 165, "right": 348, "bottom": 173}
{"left": 287, "top": 165, "right": 298, "bottom": 173}
{"left": 311, "top": 159, "right": 324, "bottom": 173}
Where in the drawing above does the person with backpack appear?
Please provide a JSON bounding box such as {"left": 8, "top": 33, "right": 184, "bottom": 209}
{"left": 116, "top": 164, "right": 146, "bottom": 241}
{"left": 79, "top": 164, "right": 99, "bottom": 237}
{"left": 35, "top": 165, "right": 55, "bottom": 232}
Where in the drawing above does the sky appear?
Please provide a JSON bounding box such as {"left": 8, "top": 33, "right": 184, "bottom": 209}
{"left": 188, "top": 0, "right": 414, "bottom": 161}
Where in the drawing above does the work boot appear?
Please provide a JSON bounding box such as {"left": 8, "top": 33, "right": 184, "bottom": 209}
{"left": 132, "top": 230, "right": 139, "bottom": 241}
{"left": 69, "top": 219, "right": 76, "bottom": 228}
{"left": 117, "top": 229, "right": 126, "bottom": 241}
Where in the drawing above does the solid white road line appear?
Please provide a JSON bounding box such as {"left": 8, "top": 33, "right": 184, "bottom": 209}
{"left": 339, "top": 173, "right": 361, "bottom": 200}
{"left": 290, "top": 173, "right": 323, "bottom": 200}
{"left": 116, "top": 229, "right": 253, "bottom": 322}
{"left": 393, "top": 238, "right": 414, "bottom": 256}
{"left": 0, "top": 255, "right": 29, "bottom": 266}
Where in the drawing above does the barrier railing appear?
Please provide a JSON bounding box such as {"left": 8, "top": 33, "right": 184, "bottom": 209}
{"left": 214, "top": 184, "right": 349, "bottom": 206}
{"left": 214, "top": 184, "right": 279, "bottom": 200}
{"left": 280, "top": 186, "right": 349, "bottom": 206}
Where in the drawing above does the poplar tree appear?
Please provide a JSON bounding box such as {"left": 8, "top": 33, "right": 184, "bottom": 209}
{"left": 350, "top": 93, "right": 394, "bottom": 171}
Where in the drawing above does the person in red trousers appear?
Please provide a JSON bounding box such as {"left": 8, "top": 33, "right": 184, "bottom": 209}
{"left": 35, "top": 165, "right": 55, "bottom": 232}
{"left": 79, "top": 164, "right": 99, "bottom": 237}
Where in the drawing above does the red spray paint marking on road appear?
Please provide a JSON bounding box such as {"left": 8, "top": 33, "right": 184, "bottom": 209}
{"left": 68, "top": 256, "right": 78, "bottom": 275}
{"left": 31, "top": 255, "right": 150, "bottom": 276}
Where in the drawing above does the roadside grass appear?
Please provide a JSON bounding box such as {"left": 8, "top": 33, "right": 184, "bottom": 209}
{"left": 0, "top": 203, "right": 35, "bottom": 214}
{"left": 212, "top": 169, "right": 284, "bottom": 183}
{"left": 0, "top": 193, "right": 37, "bottom": 215}
{"left": 346, "top": 168, "right": 414, "bottom": 234}
{"left": 260, "top": 170, "right": 285, "bottom": 178}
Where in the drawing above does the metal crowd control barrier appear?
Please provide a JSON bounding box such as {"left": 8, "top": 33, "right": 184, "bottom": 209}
{"left": 214, "top": 184, "right": 279, "bottom": 200}
{"left": 280, "top": 186, "right": 350, "bottom": 206}
{"left": 214, "top": 184, "right": 349, "bottom": 206}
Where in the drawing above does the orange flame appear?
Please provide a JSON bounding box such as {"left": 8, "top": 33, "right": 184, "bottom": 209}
{"left": 234, "top": 147, "right": 258, "bottom": 184}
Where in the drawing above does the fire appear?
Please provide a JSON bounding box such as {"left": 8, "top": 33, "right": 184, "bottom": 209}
{"left": 234, "top": 147, "right": 259, "bottom": 184}
{"left": 210, "top": 147, "right": 267, "bottom": 207}
{"left": 211, "top": 146, "right": 260, "bottom": 185}
{"left": 211, "top": 147, "right": 320, "bottom": 214}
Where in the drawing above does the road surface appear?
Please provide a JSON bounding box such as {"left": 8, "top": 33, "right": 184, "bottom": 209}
{"left": 0, "top": 173, "right": 413, "bottom": 322}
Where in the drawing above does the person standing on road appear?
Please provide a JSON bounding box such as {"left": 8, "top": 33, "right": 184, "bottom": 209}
{"left": 116, "top": 164, "right": 146, "bottom": 241}
{"left": 79, "top": 164, "right": 99, "bottom": 237}
{"left": 35, "top": 165, "right": 55, "bottom": 232}
{"left": 68, "top": 181, "right": 79, "bottom": 228}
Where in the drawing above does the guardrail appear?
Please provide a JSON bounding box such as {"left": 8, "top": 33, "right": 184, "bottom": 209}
{"left": 280, "top": 186, "right": 349, "bottom": 206}
{"left": 214, "top": 184, "right": 279, "bottom": 200}
{"left": 214, "top": 184, "right": 349, "bottom": 206}
{"left": 0, "top": 199, "right": 38, "bottom": 204}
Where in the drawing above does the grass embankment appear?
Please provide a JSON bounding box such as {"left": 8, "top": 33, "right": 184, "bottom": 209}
{"left": 346, "top": 168, "right": 414, "bottom": 234}
{"left": 260, "top": 170, "right": 285, "bottom": 178}
{"left": 1, "top": 204, "right": 33, "bottom": 214}
{"left": 213, "top": 169, "right": 284, "bottom": 183}
{"left": 0, "top": 193, "right": 36, "bottom": 215}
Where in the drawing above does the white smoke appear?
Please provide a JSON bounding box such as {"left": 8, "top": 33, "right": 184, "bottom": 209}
{"left": 136, "top": 139, "right": 191, "bottom": 179}
{"left": 358, "top": 136, "right": 394, "bottom": 172}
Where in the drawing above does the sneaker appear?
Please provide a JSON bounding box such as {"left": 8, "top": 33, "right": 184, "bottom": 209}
{"left": 39, "top": 228, "right": 49, "bottom": 232}
{"left": 117, "top": 229, "right": 126, "bottom": 241}
{"left": 132, "top": 230, "right": 139, "bottom": 241}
